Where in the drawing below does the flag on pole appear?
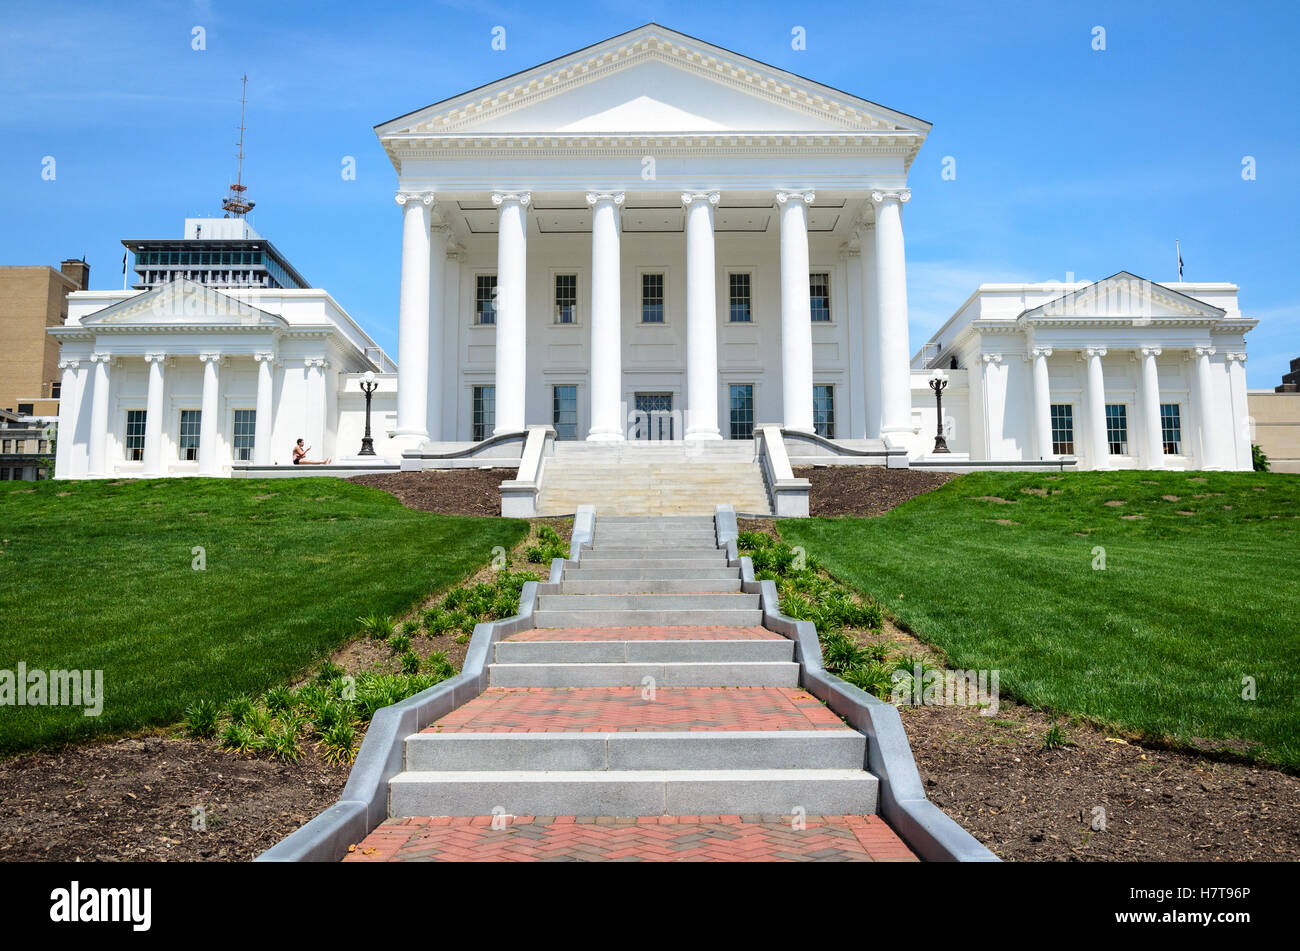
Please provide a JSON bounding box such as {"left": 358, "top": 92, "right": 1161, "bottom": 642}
{"left": 1176, "top": 239, "right": 1184, "bottom": 281}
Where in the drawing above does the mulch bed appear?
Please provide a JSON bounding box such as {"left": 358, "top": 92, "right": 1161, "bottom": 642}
{"left": 794, "top": 466, "right": 956, "bottom": 517}
{"left": 0, "top": 736, "right": 349, "bottom": 862}
{"left": 902, "top": 701, "right": 1300, "bottom": 861}
{"left": 349, "top": 468, "right": 517, "bottom": 516}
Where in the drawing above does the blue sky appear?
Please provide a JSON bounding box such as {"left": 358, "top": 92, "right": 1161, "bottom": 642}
{"left": 2, "top": 0, "right": 1297, "bottom": 387}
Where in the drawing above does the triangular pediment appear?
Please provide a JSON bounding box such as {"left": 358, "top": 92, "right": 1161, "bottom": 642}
{"left": 81, "top": 280, "right": 288, "bottom": 328}
{"left": 1021, "top": 271, "right": 1226, "bottom": 322}
{"left": 376, "top": 24, "right": 930, "bottom": 139}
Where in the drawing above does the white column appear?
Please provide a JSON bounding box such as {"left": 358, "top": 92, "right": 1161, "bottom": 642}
{"left": 143, "top": 353, "right": 166, "bottom": 476}
{"left": 55, "top": 358, "right": 81, "bottom": 478}
{"left": 586, "top": 191, "right": 625, "bottom": 441}
{"left": 254, "top": 352, "right": 275, "bottom": 466}
{"left": 1226, "top": 351, "right": 1251, "bottom": 470}
{"left": 426, "top": 226, "right": 449, "bottom": 441}
{"left": 394, "top": 191, "right": 434, "bottom": 444}
{"left": 1193, "top": 346, "right": 1224, "bottom": 469}
{"left": 682, "top": 191, "right": 721, "bottom": 440}
{"left": 492, "top": 192, "right": 530, "bottom": 435}
{"left": 198, "top": 352, "right": 222, "bottom": 476}
{"left": 1139, "top": 346, "right": 1164, "bottom": 469}
{"left": 777, "top": 190, "right": 815, "bottom": 432}
{"left": 858, "top": 222, "right": 880, "bottom": 438}
{"left": 1030, "top": 346, "right": 1053, "bottom": 459}
{"left": 843, "top": 248, "right": 865, "bottom": 439}
{"left": 1084, "top": 347, "right": 1110, "bottom": 470}
{"left": 305, "top": 358, "right": 327, "bottom": 456}
{"left": 980, "top": 353, "right": 1004, "bottom": 458}
{"left": 88, "top": 353, "right": 111, "bottom": 477}
{"left": 871, "top": 189, "right": 913, "bottom": 444}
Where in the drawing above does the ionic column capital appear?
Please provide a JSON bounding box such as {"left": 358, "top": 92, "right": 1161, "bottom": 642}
{"left": 304, "top": 357, "right": 329, "bottom": 370}
{"left": 585, "top": 191, "right": 625, "bottom": 206}
{"left": 776, "top": 190, "right": 815, "bottom": 205}
{"left": 1140, "top": 346, "right": 1162, "bottom": 358}
{"left": 58, "top": 358, "right": 80, "bottom": 371}
{"left": 491, "top": 191, "right": 531, "bottom": 207}
{"left": 1083, "top": 347, "right": 1108, "bottom": 359}
{"left": 91, "top": 351, "right": 115, "bottom": 366}
{"left": 198, "top": 352, "right": 224, "bottom": 365}
{"left": 980, "top": 352, "right": 1003, "bottom": 365}
{"left": 254, "top": 351, "right": 277, "bottom": 365}
{"left": 1194, "top": 345, "right": 1216, "bottom": 358}
{"left": 1226, "top": 351, "right": 1248, "bottom": 364}
{"left": 870, "top": 188, "right": 911, "bottom": 205}
{"left": 395, "top": 191, "right": 435, "bottom": 207}
{"left": 144, "top": 351, "right": 168, "bottom": 364}
{"left": 681, "top": 190, "right": 720, "bottom": 206}
{"left": 1030, "top": 346, "right": 1053, "bottom": 359}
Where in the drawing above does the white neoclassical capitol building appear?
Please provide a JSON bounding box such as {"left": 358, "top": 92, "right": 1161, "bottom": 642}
{"left": 52, "top": 24, "right": 1256, "bottom": 492}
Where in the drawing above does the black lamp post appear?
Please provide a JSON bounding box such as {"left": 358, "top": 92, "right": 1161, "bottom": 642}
{"left": 359, "top": 371, "right": 379, "bottom": 456}
{"left": 928, "top": 372, "right": 950, "bottom": 453}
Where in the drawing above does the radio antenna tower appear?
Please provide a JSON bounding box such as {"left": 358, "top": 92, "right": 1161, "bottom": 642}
{"left": 222, "top": 75, "right": 255, "bottom": 217}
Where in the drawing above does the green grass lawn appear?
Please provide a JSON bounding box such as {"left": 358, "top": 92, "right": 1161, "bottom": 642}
{"left": 0, "top": 478, "right": 525, "bottom": 754}
{"left": 780, "top": 470, "right": 1300, "bottom": 770}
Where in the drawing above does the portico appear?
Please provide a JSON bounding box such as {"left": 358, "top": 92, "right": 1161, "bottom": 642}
{"left": 376, "top": 24, "right": 930, "bottom": 449}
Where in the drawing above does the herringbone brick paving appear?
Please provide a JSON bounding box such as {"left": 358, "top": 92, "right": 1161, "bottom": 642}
{"left": 422, "top": 686, "right": 850, "bottom": 733}
{"left": 344, "top": 814, "right": 917, "bottom": 862}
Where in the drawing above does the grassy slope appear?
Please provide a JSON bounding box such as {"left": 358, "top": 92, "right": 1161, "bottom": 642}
{"left": 780, "top": 470, "right": 1300, "bottom": 769}
{"left": 0, "top": 478, "right": 525, "bottom": 753}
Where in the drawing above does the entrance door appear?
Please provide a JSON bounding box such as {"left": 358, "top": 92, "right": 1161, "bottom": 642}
{"left": 632, "top": 392, "right": 675, "bottom": 440}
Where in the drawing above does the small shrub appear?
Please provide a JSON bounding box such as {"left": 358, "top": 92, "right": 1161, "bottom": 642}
{"left": 1042, "top": 723, "right": 1071, "bottom": 750}
{"left": 1253, "top": 444, "right": 1270, "bottom": 472}
{"left": 779, "top": 592, "right": 814, "bottom": 620}
{"left": 219, "top": 721, "right": 259, "bottom": 754}
{"left": 244, "top": 706, "right": 274, "bottom": 737}
{"left": 425, "top": 650, "right": 456, "bottom": 680}
{"left": 820, "top": 631, "right": 866, "bottom": 674}
{"left": 225, "top": 694, "right": 255, "bottom": 725}
{"left": 312, "top": 701, "right": 351, "bottom": 735}
{"left": 388, "top": 633, "right": 411, "bottom": 655}
{"left": 266, "top": 725, "right": 302, "bottom": 763}
{"left": 263, "top": 685, "right": 294, "bottom": 715}
{"left": 357, "top": 613, "right": 394, "bottom": 639}
{"left": 400, "top": 651, "right": 422, "bottom": 674}
{"left": 736, "top": 530, "right": 772, "bottom": 551}
{"left": 315, "top": 661, "right": 346, "bottom": 683}
{"left": 183, "top": 699, "right": 220, "bottom": 738}
{"left": 320, "top": 721, "right": 358, "bottom": 764}
{"left": 536, "top": 523, "right": 562, "bottom": 545}
{"left": 401, "top": 619, "right": 421, "bottom": 637}
{"left": 841, "top": 661, "right": 898, "bottom": 700}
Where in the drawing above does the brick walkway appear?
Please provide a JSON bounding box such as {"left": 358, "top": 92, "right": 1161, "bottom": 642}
{"left": 344, "top": 814, "right": 917, "bottom": 862}
{"left": 506, "top": 625, "right": 785, "bottom": 642}
{"left": 423, "top": 686, "right": 850, "bottom": 733}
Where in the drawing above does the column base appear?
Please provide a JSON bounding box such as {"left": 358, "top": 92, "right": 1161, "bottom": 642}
{"left": 586, "top": 431, "right": 625, "bottom": 442}
{"left": 684, "top": 430, "right": 722, "bottom": 441}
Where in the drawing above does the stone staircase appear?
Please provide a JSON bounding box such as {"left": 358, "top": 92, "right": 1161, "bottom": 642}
{"left": 386, "top": 514, "right": 878, "bottom": 818}
{"left": 536, "top": 442, "right": 771, "bottom": 516}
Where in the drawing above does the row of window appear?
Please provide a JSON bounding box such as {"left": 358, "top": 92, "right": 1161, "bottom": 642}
{"left": 0, "top": 466, "right": 45, "bottom": 481}
{"left": 0, "top": 439, "right": 49, "bottom": 454}
{"left": 136, "top": 251, "right": 264, "bottom": 267}
{"left": 470, "top": 384, "right": 836, "bottom": 442}
{"left": 474, "top": 272, "right": 835, "bottom": 326}
{"left": 1050, "top": 403, "right": 1183, "bottom": 456}
{"left": 122, "top": 409, "right": 257, "bottom": 461}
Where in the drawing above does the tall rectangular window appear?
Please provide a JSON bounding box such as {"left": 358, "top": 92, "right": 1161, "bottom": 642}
{"left": 1160, "top": 403, "right": 1182, "bottom": 455}
{"left": 728, "top": 273, "right": 752, "bottom": 322}
{"left": 1105, "top": 404, "right": 1129, "bottom": 455}
{"left": 729, "top": 384, "right": 754, "bottom": 440}
{"left": 179, "top": 410, "right": 202, "bottom": 461}
{"left": 554, "top": 274, "right": 577, "bottom": 324}
{"left": 475, "top": 275, "right": 497, "bottom": 325}
{"left": 1050, "top": 404, "right": 1074, "bottom": 455}
{"left": 472, "top": 385, "right": 495, "bottom": 442}
{"left": 125, "top": 410, "right": 146, "bottom": 461}
{"left": 552, "top": 385, "right": 577, "bottom": 440}
{"left": 813, "top": 384, "right": 836, "bottom": 438}
{"left": 810, "top": 273, "right": 831, "bottom": 322}
{"left": 233, "top": 409, "right": 257, "bottom": 461}
{"left": 641, "top": 273, "right": 664, "bottom": 323}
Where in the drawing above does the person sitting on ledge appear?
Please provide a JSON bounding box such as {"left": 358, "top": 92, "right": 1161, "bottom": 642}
{"left": 292, "top": 438, "right": 331, "bottom": 465}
